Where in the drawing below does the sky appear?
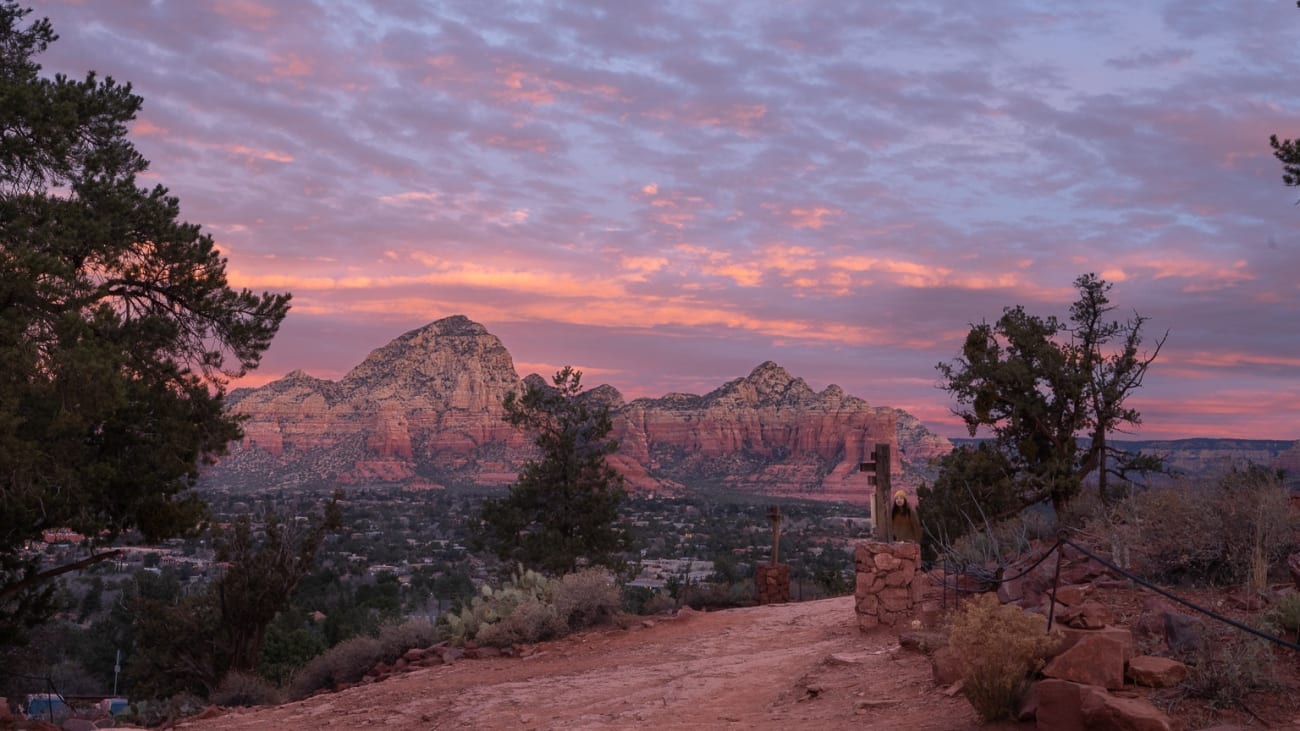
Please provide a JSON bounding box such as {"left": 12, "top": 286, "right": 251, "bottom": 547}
{"left": 29, "top": 0, "right": 1300, "bottom": 441}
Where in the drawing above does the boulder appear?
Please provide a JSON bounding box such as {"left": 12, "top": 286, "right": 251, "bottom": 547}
{"left": 898, "top": 629, "right": 947, "bottom": 654}
{"left": 1126, "top": 655, "right": 1188, "bottom": 688}
{"left": 1080, "top": 689, "right": 1173, "bottom": 730}
{"left": 1060, "top": 600, "right": 1111, "bottom": 630}
{"left": 1164, "top": 612, "right": 1207, "bottom": 657}
{"left": 1052, "top": 583, "right": 1091, "bottom": 607}
{"left": 1053, "top": 626, "right": 1135, "bottom": 663}
{"left": 1042, "top": 633, "right": 1126, "bottom": 689}
{"left": 1034, "top": 678, "right": 1102, "bottom": 731}
{"left": 1131, "top": 597, "right": 1175, "bottom": 644}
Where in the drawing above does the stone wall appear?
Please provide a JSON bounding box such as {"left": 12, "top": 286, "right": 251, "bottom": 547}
{"left": 755, "top": 562, "right": 791, "bottom": 604}
{"left": 853, "top": 541, "right": 920, "bottom": 630}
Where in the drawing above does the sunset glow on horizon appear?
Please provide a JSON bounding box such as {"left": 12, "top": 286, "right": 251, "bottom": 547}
{"left": 33, "top": 1, "right": 1300, "bottom": 441}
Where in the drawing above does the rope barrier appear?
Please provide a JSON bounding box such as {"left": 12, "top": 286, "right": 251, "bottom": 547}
{"left": 918, "top": 531, "right": 1300, "bottom": 653}
{"left": 1058, "top": 535, "right": 1300, "bottom": 653}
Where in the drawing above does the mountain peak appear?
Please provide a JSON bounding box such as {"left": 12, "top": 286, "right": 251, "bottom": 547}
{"left": 701, "top": 361, "right": 815, "bottom": 406}
{"left": 399, "top": 315, "right": 487, "bottom": 341}
{"left": 337, "top": 315, "right": 518, "bottom": 403}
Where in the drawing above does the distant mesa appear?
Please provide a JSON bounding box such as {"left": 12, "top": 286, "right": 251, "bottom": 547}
{"left": 207, "top": 315, "right": 948, "bottom": 503}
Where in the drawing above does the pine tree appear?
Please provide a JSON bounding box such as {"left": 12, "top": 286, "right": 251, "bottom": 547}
{"left": 0, "top": 2, "right": 290, "bottom": 644}
{"left": 477, "top": 367, "right": 627, "bottom": 574}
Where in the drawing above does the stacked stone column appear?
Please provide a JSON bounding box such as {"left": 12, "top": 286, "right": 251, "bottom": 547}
{"left": 854, "top": 541, "right": 919, "bottom": 630}
{"left": 755, "top": 562, "right": 791, "bottom": 604}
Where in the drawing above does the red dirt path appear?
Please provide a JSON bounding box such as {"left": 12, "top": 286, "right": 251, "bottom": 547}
{"left": 176, "top": 596, "right": 996, "bottom": 730}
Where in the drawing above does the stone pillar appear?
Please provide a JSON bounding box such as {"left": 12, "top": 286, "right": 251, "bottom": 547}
{"left": 756, "top": 562, "right": 791, "bottom": 604}
{"left": 854, "top": 541, "right": 919, "bottom": 630}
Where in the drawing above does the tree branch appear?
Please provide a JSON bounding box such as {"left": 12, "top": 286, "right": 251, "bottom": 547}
{"left": 0, "top": 549, "right": 123, "bottom": 604}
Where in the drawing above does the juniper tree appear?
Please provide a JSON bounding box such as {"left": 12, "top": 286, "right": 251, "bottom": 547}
{"left": 930, "top": 274, "right": 1165, "bottom": 536}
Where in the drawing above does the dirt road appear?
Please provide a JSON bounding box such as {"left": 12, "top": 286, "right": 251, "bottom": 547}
{"left": 178, "top": 597, "right": 992, "bottom": 730}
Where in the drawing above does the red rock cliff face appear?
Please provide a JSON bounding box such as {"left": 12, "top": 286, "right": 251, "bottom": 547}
{"left": 610, "top": 362, "right": 909, "bottom": 503}
{"left": 207, "top": 316, "right": 951, "bottom": 500}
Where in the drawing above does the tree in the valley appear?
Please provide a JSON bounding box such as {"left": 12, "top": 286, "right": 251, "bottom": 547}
{"left": 477, "top": 367, "right": 627, "bottom": 574}
{"left": 930, "top": 274, "right": 1165, "bottom": 534}
{"left": 0, "top": 3, "right": 291, "bottom": 644}
{"left": 129, "top": 494, "right": 342, "bottom": 697}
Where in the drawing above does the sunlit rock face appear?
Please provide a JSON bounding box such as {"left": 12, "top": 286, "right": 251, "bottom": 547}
{"left": 207, "top": 316, "right": 950, "bottom": 501}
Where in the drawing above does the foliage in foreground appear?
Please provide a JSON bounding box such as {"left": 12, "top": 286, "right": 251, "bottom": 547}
{"left": 439, "top": 567, "right": 623, "bottom": 648}
{"left": 932, "top": 274, "right": 1165, "bottom": 545}
{"left": 0, "top": 1, "right": 290, "bottom": 644}
{"left": 288, "top": 568, "right": 624, "bottom": 699}
{"left": 1083, "top": 466, "right": 1295, "bottom": 587}
{"left": 477, "top": 367, "right": 628, "bottom": 574}
{"left": 129, "top": 496, "right": 342, "bottom": 698}
{"left": 1179, "top": 637, "right": 1278, "bottom": 710}
{"left": 948, "top": 593, "right": 1061, "bottom": 722}
{"left": 287, "top": 619, "right": 436, "bottom": 700}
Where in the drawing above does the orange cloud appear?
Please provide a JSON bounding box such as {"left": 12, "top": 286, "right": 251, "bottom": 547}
{"left": 219, "top": 143, "right": 293, "bottom": 163}
{"left": 132, "top": 119, "right": 168, "bottom": 137}
{"left": 1177, "top": 351, "right": 1300, "bottom": 369}
{"left": 494, "top": 67, "right": 622, "bottom": 107}
{"left": 788, "top": 206, "right": 843, "bottom": 230}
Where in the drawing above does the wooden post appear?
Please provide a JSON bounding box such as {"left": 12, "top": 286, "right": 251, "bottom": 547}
{"left": 868, "top": 443, "right": 892, "bottom": 542}
{"left": 766, "top": 505, "right": 782, "bottom": 564}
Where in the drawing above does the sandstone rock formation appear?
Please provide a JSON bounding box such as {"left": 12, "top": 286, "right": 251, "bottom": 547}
{"left": 207, "top": 315, "right": 951, "bottom": 501}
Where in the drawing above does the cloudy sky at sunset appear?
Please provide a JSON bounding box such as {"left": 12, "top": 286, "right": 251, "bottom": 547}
{"left": 33, "top": 0, "right": 1300, "bottom": 440}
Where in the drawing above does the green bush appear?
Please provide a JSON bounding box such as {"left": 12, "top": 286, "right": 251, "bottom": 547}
{"left": 948, "top": 594, "right": 1061, "bottom": 722}
{"left": 287, "top": 636, "right": 382, "bottom": 700}
{"left": 212, "top": 670, "right": 283, "bottom": 707}
{"left": 438, "top": 567, "right": 556, "bottom": 645}
{"left": 475, "top": 598, "right": 566, "bottom": 647}
{"left": 554, "top": 568, "right": 622, "bottom": 629}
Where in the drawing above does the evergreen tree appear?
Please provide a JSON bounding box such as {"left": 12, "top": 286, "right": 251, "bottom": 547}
{"left": 0, "top": 2, "right": 290, "bottom": 643}
{"left": 129, "top": 495, "right": 341, "bottom": 696}
{"left": 933, "top": 275, "right": 1164, "bottom": 526}
{"left": 477, "top": 367, "right": 627, "bottom": 574}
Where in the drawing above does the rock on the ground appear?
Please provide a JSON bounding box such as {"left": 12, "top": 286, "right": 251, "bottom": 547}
{"left": 1126, "top": 655, "right": 1188, "bottom": 688}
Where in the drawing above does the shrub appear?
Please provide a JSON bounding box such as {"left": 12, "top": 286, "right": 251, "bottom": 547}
{"left": 376, "top": 618, "right": 437, "bottom": 663}
{"left": 437, "top": 568, "right": 556, "bottom": 646}
{"left": 1087, "top": 467, "right": 1294, "bottom": 586}
{"left": 1265, "top": 593, "right": 1300, "bottom": 636}
{"left": 287, "top": 636, "right": 382, "bottom": 700}
{"left": 554, "top": 568, "right": 622, "bottom": 629}
{"left": 1180, "top": 637, "right": 1277, "bottom": 708}
{"left": 212, "top": 670, "right": 283, "bottom": 707}
{"left": 948, "top": 593, "right": 1061, "bottom": 722}
{"left": 475, "top": 598, "right": 566, "bottom": 647}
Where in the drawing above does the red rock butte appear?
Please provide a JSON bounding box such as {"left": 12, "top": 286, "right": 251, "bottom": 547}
{"left": 208, "top": 315, "right": 951, "bottom": 502}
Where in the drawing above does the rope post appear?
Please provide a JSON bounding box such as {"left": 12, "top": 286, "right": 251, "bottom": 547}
{"left": 1045, "top": 534, "right": 1067, "bottom": 633}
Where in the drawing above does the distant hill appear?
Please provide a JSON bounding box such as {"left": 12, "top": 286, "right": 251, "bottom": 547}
{"left": 949, "top": 437, "right": 1300, "bottom": 486}
{"left": 205, "top": 315, "right": 950, "bottom": 503}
